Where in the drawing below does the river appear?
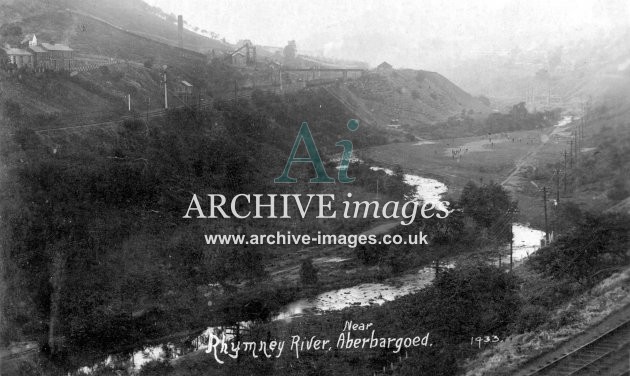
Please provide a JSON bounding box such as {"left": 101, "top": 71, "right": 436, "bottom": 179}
{"left": 76, "top": 169, "right": 544, "bottom": 374}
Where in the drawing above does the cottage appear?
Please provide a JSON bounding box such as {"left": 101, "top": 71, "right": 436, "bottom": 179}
{"left": 3, "top": 48, "right": 33, "bottom": 69}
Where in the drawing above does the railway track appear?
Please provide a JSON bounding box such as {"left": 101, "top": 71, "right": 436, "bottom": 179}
{"left": 520, "top": 315, "right": 630, "bottom": 376}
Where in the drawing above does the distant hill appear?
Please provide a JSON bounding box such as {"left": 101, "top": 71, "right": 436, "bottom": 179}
{"left": 336, "top": 69, "right": 489, "bottom": 128}
{"left": 445, "top": 28, "right": 630, "bottom": 111}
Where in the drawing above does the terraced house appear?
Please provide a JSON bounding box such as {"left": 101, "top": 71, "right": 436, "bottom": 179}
{"left": 2, "top": 47, "right": 33, "bottom": 69}
{"left": 2, "top": 35, "right": 75, "bottom": 71}
{"left": 37, "top": 42, "right": 74, "bottom": 71}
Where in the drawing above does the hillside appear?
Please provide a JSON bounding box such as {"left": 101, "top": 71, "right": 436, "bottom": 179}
{"left": 0, "top": 0, "right": 230, "bottom": 54}
{"left": 445, "top": 27, "right": 630, "bottom": 111}
{"left": 342, "top": 69, "right": 490, "bottom": 129}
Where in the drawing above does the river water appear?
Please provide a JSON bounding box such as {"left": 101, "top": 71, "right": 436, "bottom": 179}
{"left": 77, "top": 169, "right": 544, "bottom": 374}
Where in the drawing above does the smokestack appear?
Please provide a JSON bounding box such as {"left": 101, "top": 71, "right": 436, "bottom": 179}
{"left": 177, "top": 15, "right": 183, "bottom": 49}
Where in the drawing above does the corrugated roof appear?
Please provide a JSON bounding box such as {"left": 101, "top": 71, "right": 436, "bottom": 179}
{"left": 3, "top": 48, "right": 32, "bottom": 56}
{"left": 41, "top": 43, "right": 73, "bottom": 51}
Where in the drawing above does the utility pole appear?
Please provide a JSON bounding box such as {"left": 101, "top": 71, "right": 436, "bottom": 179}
{"left": 555, "top": 168, "right": 560, "bottom": 203}
{"left": 279, "top": 68, "right": 283, "bottom": 93}
{"left": 127, "top": 94, "right": 131, "bottom": 112}
{"left": 575, "top": 130, "right": 579, "bottom": 167}
{"left": 543, "top": 187, "right": 549, "bottom": 244}
{"left": 563, "top": 150, "right": 567, "bottom": 194}
{"left": 570, "top": 140, "right": 574, "bottom": 168}
{"left": 162, "top": 66, "right": 168, "bottom": 109}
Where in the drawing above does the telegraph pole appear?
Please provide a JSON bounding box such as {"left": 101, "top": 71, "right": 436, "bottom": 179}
{"left": 563, "top": 150, "right": 567, "bottom": 194}
{"left": 576, "top": 129, "right": 579, "bottom": 161}
{"left": 543, "top": 187, "right": 549, "bottom": 244}
{"left": 555, "top": 168, "right": 560, "bottom": 203}
{"left": 162, "top": 66, "right": 168, "bottom": 109}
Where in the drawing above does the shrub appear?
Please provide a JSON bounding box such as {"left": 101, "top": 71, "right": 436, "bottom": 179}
{"left": 513, "top": 304, "right": 549, "bottom": 333}
{"left": 138, "top": 360, "right": 173, "bottom": 376}
{"left": 122, "top": 119, "right": 146, "bottom": 132}
{"left": 143, "top": 57, "right": 154, "bottom": 69}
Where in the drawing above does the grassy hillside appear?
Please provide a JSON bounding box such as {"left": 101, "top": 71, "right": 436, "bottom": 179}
{"left": 0, "top": 0, "right": 230, "bottom": 54}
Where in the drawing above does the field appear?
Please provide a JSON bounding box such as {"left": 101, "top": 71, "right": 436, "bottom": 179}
{"left": 361, "top": 121, "right": 582, "bottom": 227}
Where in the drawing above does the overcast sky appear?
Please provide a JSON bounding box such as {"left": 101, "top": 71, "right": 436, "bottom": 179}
{"left": 149, "top": 0, "right": 630, "bottom": 68}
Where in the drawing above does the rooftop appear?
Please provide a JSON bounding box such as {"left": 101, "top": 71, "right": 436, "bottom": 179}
{"left": 3, "top": 48, "right": 32, "bottom": 56}
{"left": 28, "top": 45, "right": 47, "bottom": 53}
{"left": 41, "top": 43, "right": 73, "bottom": 52}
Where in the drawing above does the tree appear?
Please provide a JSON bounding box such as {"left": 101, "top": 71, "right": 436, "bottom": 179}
{"left": 509, "top": 102, "right": 528, "bottom": 121}
{"left": 459, "top": 181, "right": 517, "bottom": 236}
{"left": 283, "top": 40, "right": 297, "bottom": 60}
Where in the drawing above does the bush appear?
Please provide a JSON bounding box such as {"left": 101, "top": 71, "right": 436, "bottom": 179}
{"left": 530, "top": 212, "right": 630, "bottom": 286}
{"left": 513, "top": 304, "right": 549, "bottom": 333}
{"left": 122, "top": 119, "right": 146, "bottom": 132}
{"left": 607, "top": 176, "right": 629, "bottom": 201}
{"left": 138, "top": 360, "right": 173, "bottom": 376}
{"left": 552, "top": 305, "right": 582, "bottom": 329}
{"left": 143, "top": 57, "right": 154, "bottom": 69}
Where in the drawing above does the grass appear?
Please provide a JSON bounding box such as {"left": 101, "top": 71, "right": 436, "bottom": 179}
{"left": 462, "top": 267, "right": 630, "bottom": 376}
{"left": 361, "top": 127, "right": 555, "bottom": 223}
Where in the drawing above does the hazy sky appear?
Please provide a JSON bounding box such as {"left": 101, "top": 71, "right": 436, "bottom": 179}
{"left": 149, "top": 0, "right": 630, "bottom": 68}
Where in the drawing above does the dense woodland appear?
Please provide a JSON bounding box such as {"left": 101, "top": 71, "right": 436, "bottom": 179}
{"left": 0, "top": 87, "right": 397, "bottom": 366}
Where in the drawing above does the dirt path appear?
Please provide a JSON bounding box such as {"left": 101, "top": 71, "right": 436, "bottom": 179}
{"left": 501, "top": 119, "right": 573, "bottom": 190}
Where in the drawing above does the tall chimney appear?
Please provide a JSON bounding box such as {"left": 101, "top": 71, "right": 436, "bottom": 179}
{"left": 177, "top": 15, "right": 183, "bottom": 49}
